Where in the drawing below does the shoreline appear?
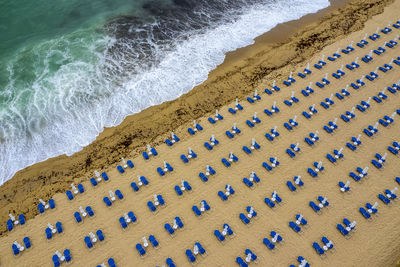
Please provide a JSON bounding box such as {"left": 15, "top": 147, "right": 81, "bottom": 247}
{"left": 0, "top": 0, "right": 395, "bottom": 235}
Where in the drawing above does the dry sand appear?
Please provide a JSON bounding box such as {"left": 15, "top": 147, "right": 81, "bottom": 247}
{"left": 0, "top": 0, "right": 396, "bottom": 233}
{"left": 1, "top": 0, "right": 400, "bottom": 266}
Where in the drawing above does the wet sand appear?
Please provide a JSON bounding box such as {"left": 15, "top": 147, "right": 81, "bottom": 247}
{"left": 1, "top": 0, "right": 400, "bottom": 266}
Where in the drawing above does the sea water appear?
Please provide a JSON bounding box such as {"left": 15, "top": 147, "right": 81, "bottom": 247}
{"left": 0, "top": 0, "right": 330, "bottom": 184}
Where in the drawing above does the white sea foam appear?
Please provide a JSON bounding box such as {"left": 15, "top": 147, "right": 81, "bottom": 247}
{"left": 0, "top": 0, "right": 329, "bottom": 185}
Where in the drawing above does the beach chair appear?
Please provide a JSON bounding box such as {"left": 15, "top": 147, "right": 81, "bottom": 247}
{"left": 339, "top": 181, "right": 351, "bottom": 192}
{"left": 188, "top": 120, "right": 203, "bottom": 135}
{"left": 298, "top": 64, "right": 312, "bottom": 78}
{"left": 165, "top": 258, "right": 176, "bottom": 267}
{"left": 229, "top": 99, "right": 244, "bottom": 114}
{"left": 21, "top": 237, "right": 31, "bottom": 250}
{"left": 314, "top": 55, "right": 327, "bottom": 69}
{"left": 12, "top": 243, "right": 20, "bottom": 256}
{"left": 208, "top": 110, "right": 224, "bottom": 124}
{"left": 313, "top": 242, "right": 325, "bottom": 257}
{"left": 52, "top": 254, "right": 61, "bottom": 267}
{"left": 365, "top": 202, "right": 379, "bottom": 214}
{"left": 359, "top": 207, "right": 371, "bottom": 219}
{"left": 54, "top": 222, "right": 63, "bottom": 234}
{"left": 378, "top": 194, "right": 391, "bottom": 205}
{"left": 307, "top": 168, "right": 317, "bottom": 178}
{"left": 94, "top": 230, "right": 105, "bottom": 242}
{"left": 74, "top": 211, "right": 82, "bottom": 223}
{"left": 148, "top": 235, "right": 159, "bottom": 248}
{"left": 214, "top": 229, "right": 225, "bottom": 242}
{"left": 321, "top": 236, "right": 334, "bottom": 251}
{"left": 147, "top": 201, "right": 157, "bottom": 212}
{"left": 264, "top": 197, "right": 276, "bottom": 208}
{"left": 263, "top": 238, "right": 276, "bottom": 250}
{"left": 239, "top": 213, "right": 250, "bottom": 225}
{"left": 105, "top": 258, "right": 116, "bottom": 267}
{"left": 309, "top": 201, "right": 322, "bottom": 214}
{"left": 204, "top": 135, "right": 219, "bottom": 150}
{"left": 286, "top": 181, "right": 297, "bottom": 192}
{"left": 66, "top": 190, "right": 74, "bottom": 201}
{"left": 63, "top": 249, "right": 72, "bottom": 263}
{"left": 84, "top": 236, "right": 94, "bottom": 249}
{"left": 165, "top": 132, "right": 180, "bottom": 146}
{"left": 270, "top": 231, "right": 283, "bottom": 244}
{"left": 226, "top": 123, "right": 241, "bottom": 139}
{"left": 192, "top": 206, "right": 202, "bottom": 217}
{"left": 119, "top": 217, "right": 129, "bottom": 229}
{"left": 384, "top": 188, "right": 397, "bottom": 200}
{"left": 247, "top": 90, "right": 261, "bottom": 103}
{"left": 186, "top": 249, "right": 196, "bottom": 263}
{"left": 136, "top": 243, "right": 146, "bottom": 257}
{"left": 143, "top": 145, "right": 158, "bottom": 160}
{"left": 337, "top": 224, "right": 350, "bottom": 237}
{"left": 236, "top": 257, "right": 248, "bottom": 267}
{"left": 45, "top": 227, "right": 53, "bottom": 240}
{"left": 289, "top": 221, "right": 301, "bottom": 233}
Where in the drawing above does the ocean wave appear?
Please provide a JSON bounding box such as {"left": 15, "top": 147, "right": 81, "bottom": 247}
{"left": 0, "top": 0, "right": 330, "bottom": 185}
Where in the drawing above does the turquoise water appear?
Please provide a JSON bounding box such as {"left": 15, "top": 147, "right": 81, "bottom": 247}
{"left": 0, "top": 0, "right": 141, "bottom": 57}
{"left": 0, "top": 0, "right": 330, "bottom": 184}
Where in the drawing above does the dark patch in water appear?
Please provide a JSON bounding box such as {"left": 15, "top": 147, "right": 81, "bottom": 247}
{"left": 103, "top": 0, "right": 266, "bottom": 79}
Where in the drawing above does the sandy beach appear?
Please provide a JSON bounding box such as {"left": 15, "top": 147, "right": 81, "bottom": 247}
{"left": 1, "top": 0, "right": 400, "bottom": 266}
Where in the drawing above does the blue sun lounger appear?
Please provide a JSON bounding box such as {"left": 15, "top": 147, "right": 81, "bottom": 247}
{"left": 45, "top": 227, "right": 53, "bottom": 240}
{"left": 289, "top": 221, "right": 301, "bottom": 233}
{"left": 12, "top": 244, "right": 20, "bottom": 256}
{"left": 66, "top": 190, "right": 74, "bottom": 200}
{"left": 84, "top": 236, "right": 94, "bottom": 249}
{"left": 308, "top": 168, "right": 318, "bottom": 178}
{"left": 149, "top": 235, "right": 159, "bottom": 248}
{"left": 186, "top": 249, "right": 196, "bottom": 263}
{"left": 136, "top": 243, "right": 146, "bottom": 256}
{"left": 239, "top": 213, "right": 250, "bottom": 225}
{"left": 119, "top": 217, "right": 128, "bottom": 229}
{"left": 270, "top": 231, "right": 283, "bottom": 243}
{"left": 385, "top": 189, "right": 397, "bottom": 200}
{"left": 313, "top": 242, "right": 325, "bottom": 256}
{"left": 55, "top": 222, "right": 63, "bottom": 233}
{"left": 64, "top": 249, "right": 72, "bottom": 262}
{"left": 321, "top": 236, "right": 334, "bottom": 250}
{"left": 263, "top": 238, "right": 275, "bottom": 250}
{"left": 366, "top": 202, "right": 378, "bottom": 214}
{"left": 165, "top": 258, "right": 176, "bottom": 267}
{"left": 53, "top": 255, "right": 61, "bottom": 267}
{"left": 337, "top": 224, "right": 350, "bottom": 237}
{"left": 378, "top": 194, "right": 391, "bottom": 205}
{"left": 287, "top": 149, "right": 296, "bottom": 158}
{"left": 188, "top": 124, "right": 203, "bottom": 135}
{"left": 23, "top": 236, "right": 31, "bottom": 249}
{"left": 236, "top": 257, "right": 248, "bottom": 267}
{"left": 359, "top": 207, "right": 371, "bottom": 219}
{"left": 107, "top": 258, "right": 116, "bottom": 267}
{"left": 192, "top": 206, "right": 202, "bottom": 216}
{"left": 339, "top": 181, "right": 350, "bottom": 192}
{"left": 143, "top": 147, "right": 158, "bottom": 160}
{"left": 286, "top": 181, "right": 297, "bottom": 192}
{"left": 74, "top": 211, "right": 82, "bottom": 223}
{"left": 309, "top": 201, "right": 321, "bottom": 213}
{"left": 165, "top": 133, "right": 180, "bottom": 146}
{"left": 214, "top": 229, "right": 225, "bottom": 242}
{"left": 265, "top": 197, "right": 276, "bottom": 208}
{"left": 318, "top": 196, "right": 329, "bottom": 207}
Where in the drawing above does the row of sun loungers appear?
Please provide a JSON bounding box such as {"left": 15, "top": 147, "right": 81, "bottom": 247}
{"left": 6, "top": 21, "right": 400, "bottom": 267}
